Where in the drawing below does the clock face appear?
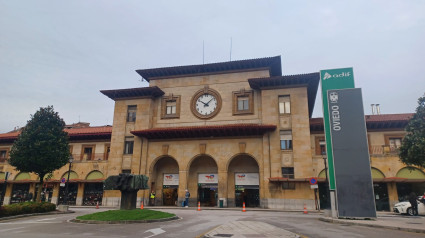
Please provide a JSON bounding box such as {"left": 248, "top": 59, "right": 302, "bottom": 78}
{"left": 191, "top": 88, "right": 222, "bottom": 119}
{"left": 195, "top": 94, "right": 217, "bottom": 116}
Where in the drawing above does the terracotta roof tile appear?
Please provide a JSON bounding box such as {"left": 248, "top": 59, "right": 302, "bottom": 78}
{"left": 0, "top": 126, "right": 112, "bottom": 142}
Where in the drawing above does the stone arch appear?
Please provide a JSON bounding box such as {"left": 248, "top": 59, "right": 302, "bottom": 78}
{"left": 318, "top": 169, "right": 326, "bottom": 178}
{"left": 226, "top": 153, "right": 260, "bottom": 171}
{"left": 396, "top": 167, "right": 425, "bottom": 179}
{"left": 14, "top": 172, "right": 31, "bottom": 181}
{"left": 86, "top": 170, "right": 104, "bottom": 180}
{"left": 227, "top": 153, "right": 260, "bottom": 207}
{"left": 150, "top": 155, "right": 180, "bottom": 206}
{"left": 188, "top": 154, "right": 218, "bottom": 207}
{"left": 186, "top": 153, "right": 217, "bottom": 172}
{"left": 61, "top": 170, "right": 79, "bottom": 180}
{"left": 371, "top": 167, "right": 385, "bottom": 179}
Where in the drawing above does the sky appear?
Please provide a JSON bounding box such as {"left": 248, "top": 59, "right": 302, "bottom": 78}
{"left": 1, "top": 1, "right": 424, "bottom": 133}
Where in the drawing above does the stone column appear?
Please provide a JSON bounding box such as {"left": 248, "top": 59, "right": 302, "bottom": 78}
{"left": 178, "top": 170, "right": 188, "bottom": 206}
{"left": 387, "top": 182, "right": 399, "bottom": 210}
{"left": 218, "top": 170, "right": 228, "bottom": 207}
{"left": 76, "top": 183, "right": 84, "bottom": 206}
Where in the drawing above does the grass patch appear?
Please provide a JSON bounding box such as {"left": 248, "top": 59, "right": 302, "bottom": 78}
{"left": 76, "top": 209, "right": 175, "bottom": 221}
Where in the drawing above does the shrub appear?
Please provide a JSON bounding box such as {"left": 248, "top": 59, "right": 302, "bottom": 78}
{"left": 0, "top": 202, "right": 56, "bottom": 217}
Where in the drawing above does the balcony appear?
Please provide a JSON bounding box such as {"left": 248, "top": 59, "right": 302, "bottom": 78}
{"left": 370, "top": 145, "right": 400, "bottom": 155}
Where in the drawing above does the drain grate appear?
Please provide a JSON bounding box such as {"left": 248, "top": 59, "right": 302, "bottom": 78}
{"left": 214, "top": 234, "right": 233, "bottom": 237}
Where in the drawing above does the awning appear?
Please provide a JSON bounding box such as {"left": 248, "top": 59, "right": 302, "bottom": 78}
{"left": 132, "top": 124, "right": 276, "bottom": 139}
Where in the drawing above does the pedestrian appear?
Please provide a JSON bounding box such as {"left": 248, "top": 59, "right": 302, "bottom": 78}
{"left": 185, "top": 189, "right": 190, "bottom": 207}
{"left": 408, "top": 192, "right": 418, "bottom": 216}
{"left": 421, "top": 192, "right": 425, "bottom": 205}
{"left": 150, "top": 190, "right": 156, "bottom": 206}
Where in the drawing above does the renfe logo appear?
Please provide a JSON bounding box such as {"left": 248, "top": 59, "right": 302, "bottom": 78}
{"left": 205, "top": 174, "right": 215, "bottom": 180}
{"left": 237, "top": 174, "right": 246, "bottom": 178}
{"left": 323, "top": 71, "right": 351, "bottom": 80}
{"left": 165, "top": 175, "right": 173, "bottom": 180}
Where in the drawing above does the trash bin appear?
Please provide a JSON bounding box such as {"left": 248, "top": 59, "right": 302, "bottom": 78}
{"left": 219, "top": 199, "right": 224, "bottom": 208}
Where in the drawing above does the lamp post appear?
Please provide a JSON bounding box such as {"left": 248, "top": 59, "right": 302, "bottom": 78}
{"left": 323, "top": 156, "right": 331, "bottom": 209}
{"left": 1, "top": 172, "right": 11, "bottom": 205}
{"left": 63, "top": 155, "right": 74, "bottom": 205}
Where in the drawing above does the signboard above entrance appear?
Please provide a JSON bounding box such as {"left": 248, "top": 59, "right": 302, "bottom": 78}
{"left": 198, "top": 173, "right": 218, "bottom": 184}
{"left": 235, "top": 173, "right": 259, "bottom": 186}
{"left": 163, "top": 174, "right": 179, "bottom": 186}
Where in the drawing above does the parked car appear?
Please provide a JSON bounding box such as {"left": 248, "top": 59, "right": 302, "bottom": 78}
{"left": 393, "top": 196, "right": 425, "bottom": 216}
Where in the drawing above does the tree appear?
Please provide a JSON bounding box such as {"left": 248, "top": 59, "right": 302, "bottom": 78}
{"left": 399, "top": 95, "right": 425, "bottom": 168}
{"left": 9, "top": 106, "right": 70, "bottom": 202}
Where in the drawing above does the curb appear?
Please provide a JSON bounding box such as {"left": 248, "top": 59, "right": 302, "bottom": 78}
{"left": 70, "top": 215, "right": 180, "bottom": 224}
{"left": 319, "top": 217, "right": 425, "bottom": 234}
{"left": 0, "top": 210, "right": 75, "bottom": 222}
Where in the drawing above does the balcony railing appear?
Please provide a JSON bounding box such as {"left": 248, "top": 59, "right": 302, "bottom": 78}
{"left": 370, "top": 145, "right": 400, "bottom": 155}
{"left": 71, "top": 153, "right": 109, "bottom": 162}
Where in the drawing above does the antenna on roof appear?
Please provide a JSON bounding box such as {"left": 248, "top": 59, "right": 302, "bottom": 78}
{"left": 230, "top": 37, "right": 232, "bottom": 61}
{"left": 203, "top": 40, "right": 205, "bottom": 64}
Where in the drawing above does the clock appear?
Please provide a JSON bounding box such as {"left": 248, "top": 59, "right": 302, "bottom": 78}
{"left": 191, "top": 87, "right": 222, "bottom": 119}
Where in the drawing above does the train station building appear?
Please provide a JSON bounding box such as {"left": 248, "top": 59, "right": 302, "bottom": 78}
{"left": 0, "top": 56, "right": 424, "bottom": 210}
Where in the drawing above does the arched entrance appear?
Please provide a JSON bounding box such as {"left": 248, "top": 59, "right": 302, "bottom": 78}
{"left": 188, "top": 155, "right": 218, "bottom": 207}
{"left": 228, "top": 154, "right": 260, "bottom": 207}
{"left": 371, "top": 167, "right": 389, "bottom": 211}
{"left": 151, "top": 156, "right": 179, "bottom": 206}
{"left": 58, "top": 171, "right": 78, "bottom": 205}
{"left": 83, "top": 170, "right": 104, "bottom": 206}
{"left": 396, "top": 167, "right": 425, "bottom": 201}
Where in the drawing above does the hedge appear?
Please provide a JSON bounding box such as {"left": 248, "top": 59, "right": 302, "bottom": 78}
{"left": 0, "top": 202, "right": 56, "bottom": 217}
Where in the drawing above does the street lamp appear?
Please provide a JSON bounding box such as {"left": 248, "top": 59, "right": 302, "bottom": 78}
{"left": 323, "top": 156, "right": 331, "bottom": 209}
{"left": 63, "top": 155, "right": 74, "bottom": 205}
{"left": 1, "top": 172, "right": 11, "bottom": 205}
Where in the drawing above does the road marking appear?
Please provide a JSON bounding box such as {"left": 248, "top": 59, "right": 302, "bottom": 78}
{"left": 36, "top": 218, "right": 57, "bottom": 222}
{"left": 0, "top": 227, "right": 25, "bottom": 232}
{"left": 144, "top": 228, "right": 165, "bottom": 238}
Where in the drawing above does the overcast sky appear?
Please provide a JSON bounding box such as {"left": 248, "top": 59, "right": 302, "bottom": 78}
{"left": 1, "top": 1, "right": 424, "bottom": 133}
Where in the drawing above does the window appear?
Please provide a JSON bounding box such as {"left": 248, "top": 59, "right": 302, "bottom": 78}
{"left": 161, "top": 95, "right": 181, "bottom": 119}
{"left": 81, "top": 145, "right": 95, "bottom": 160}
{"left": 282, "top": 167, "right": 294, "bottom": 179}
{"left": 237, "top": 97, "right": 249, "bottom": 111}
{"left": 279, "top": 96, "right": 291, "bottom": 114}
{"left": 389, "top": 138, "right": 402, "bottom": 149}
{"left": 0, "top": 149, "right": 8, "bottom": 163}
{"left": 124, "top": 137, "right": 134, "bottom": 154}
{"left": 104, "top": 144, "right": 110, "bottom": 160}
{"left": 280, "top": 131, "right": 293, "bottom": 150}
{"left": 282, "top": 167, "right": 295, "bottom": 190}
{"left": 127, "top": 105, "right": 137, "bottom": 122}
{"left": 319, "top": 140, "right": 326, "bottom": 155}
{"left": 166, "top": 101, "right": 177, "bottom": 115}
{"left": 233, "top": 90, "right": 253, "bottom": 115}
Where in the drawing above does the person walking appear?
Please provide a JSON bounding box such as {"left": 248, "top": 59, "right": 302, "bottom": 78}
{"left": 149, "top": 190, "right": 156, "bottom": 206}
{"left": 185, "top": 189, "right": 190, "bottom": 208}
{"left": 408, "top": 192, "right": 418, "bottom": 216}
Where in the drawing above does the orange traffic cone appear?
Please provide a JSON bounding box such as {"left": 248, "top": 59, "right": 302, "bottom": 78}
{"left": 242, "top": 202, "right": 246, "bottom": 212}
{"left": 140, "top": 201, "right": 144, "bottom": 210}
{"left": 96, "top": 202, "right": 99, "bottom": 209}
{"left": 197, "top": 201, "right": 201, "bottom": 211}
{"left": 303, "top": 204, "right": 308, "bottom": 214}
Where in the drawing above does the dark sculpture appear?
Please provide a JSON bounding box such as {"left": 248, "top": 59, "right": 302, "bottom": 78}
{"left": 104, "top": 174, "right": 149, "bottom": 210}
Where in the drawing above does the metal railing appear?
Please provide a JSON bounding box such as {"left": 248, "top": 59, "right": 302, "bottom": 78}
{"left": 370, "top": 145, "right": 400, "bottom": 155}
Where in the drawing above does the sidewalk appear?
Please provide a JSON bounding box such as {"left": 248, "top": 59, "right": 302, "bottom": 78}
{"left": 320, "top": 213, "right": 425, "bottom": 234}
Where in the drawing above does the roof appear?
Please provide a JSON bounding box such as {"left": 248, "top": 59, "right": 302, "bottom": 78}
{"left": 310, "top": 113, "right": 414, "bottom": 132}
{"left": 100, "top": 86, "right": 164, "bottom": 101}
{"left": 131, "top": 124, "right": 276, "bottom": 139}
{"left": 0, "top": 126, "right": 112, "bottom": 143}
{"left": 248, "top": 73, "right": 320, "bottom": 117}
{"left": 135, "top": 56, "right": 282, "bottom": 81}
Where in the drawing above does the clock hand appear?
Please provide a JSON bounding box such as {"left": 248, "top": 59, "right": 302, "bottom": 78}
{"left": 197, "top": 99, "right": 207, "bottom": 106}
{"left": 205, "top": 98, "right": 214, "bottom": 106}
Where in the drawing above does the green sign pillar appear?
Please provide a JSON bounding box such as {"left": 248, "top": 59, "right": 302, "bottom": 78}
{"left": 320, "top": 68, "right": 355, "bottom": 190}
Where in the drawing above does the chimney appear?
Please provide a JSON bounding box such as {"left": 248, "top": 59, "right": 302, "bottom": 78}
{"left": 376, "top": 104, "right": 381, "bottom": 115}
{"left": 371, "top": 104, "right": 375, "bottom": 115}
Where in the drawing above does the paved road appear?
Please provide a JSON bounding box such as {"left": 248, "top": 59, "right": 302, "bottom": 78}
{"left": 0, "top": 208, "right": 423, "bottom": 238}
